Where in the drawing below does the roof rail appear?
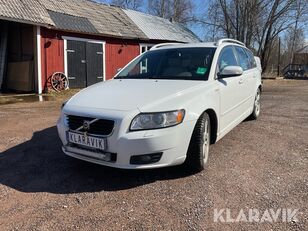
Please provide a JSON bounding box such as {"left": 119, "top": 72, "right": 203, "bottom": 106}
{"left": 150, "top": 43, "right": 183, "bottom": 50}
{"left": 215, "top": 39, "right": 245, "bottom": 47}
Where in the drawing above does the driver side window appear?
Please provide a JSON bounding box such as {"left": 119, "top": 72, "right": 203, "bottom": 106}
{"left": 218, "top": 46, "right": 238, "bottom": 72}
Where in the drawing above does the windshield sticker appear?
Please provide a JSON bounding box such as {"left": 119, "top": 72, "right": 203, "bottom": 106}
{"left": 196, "top": 67, "right": 207, "bottom": 75}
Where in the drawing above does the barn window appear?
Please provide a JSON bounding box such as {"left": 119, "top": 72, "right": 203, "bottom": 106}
{"left": 140, "top": 44, "right": 154, "bottom": 54}
{"left": 140, "top": 44, "right": 155, "bottom": 73}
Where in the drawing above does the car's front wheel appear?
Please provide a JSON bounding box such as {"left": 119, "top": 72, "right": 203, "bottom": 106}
{"left": 185, "top": 112, "right": 211, "bottom": 172}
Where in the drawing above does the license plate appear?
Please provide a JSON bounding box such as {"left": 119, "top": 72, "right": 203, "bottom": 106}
{"left": 67, "top": 131, "right": 106, "bottom": 151}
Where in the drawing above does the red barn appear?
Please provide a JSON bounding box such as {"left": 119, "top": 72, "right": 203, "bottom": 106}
{"left": 0, "top": 0, "right": 200, "bottom": 94}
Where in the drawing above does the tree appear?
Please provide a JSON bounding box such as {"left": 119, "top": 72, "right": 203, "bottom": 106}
{"left": 282, "top": 28, "right": 305, "bottom": 67}
{"left": 256, "top": 0, "right": 297, "bottom": 72}
{"left": 199, "top": 0, "right": 262, "bottom": 47}
{"left": 200, "top": 0, "right": 301, "bottom": 72}
{"left": 204, "top": 1, "right": 223, "bottom": 41}
{"left": 147, "top": 0, "right": 194, "bottom": 24}
{"left": 288, "top": 0, "right": 308, "bottom": 63}
{"left": 110, "top": 0, "right": 143, "bottom": 10}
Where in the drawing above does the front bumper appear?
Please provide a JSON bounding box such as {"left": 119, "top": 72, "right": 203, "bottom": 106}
{"left": 57, "top": 114, "right": 195, "bottom": 169}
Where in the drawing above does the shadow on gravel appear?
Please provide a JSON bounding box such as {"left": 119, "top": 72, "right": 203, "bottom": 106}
{"left": 0, "top": 126, "right": 193, "bottom": 193}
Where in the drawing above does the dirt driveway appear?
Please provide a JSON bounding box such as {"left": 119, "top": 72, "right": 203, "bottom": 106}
{"left": 0, "top": 80, "right": 307, "bottom": 231}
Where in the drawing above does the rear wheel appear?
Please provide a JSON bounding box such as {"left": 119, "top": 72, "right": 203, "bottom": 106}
{"left": 185, "top": 112, "right": 211, "bottom": 172}
{"left": 249, "top": 88, "right": 261, "bottom": 120}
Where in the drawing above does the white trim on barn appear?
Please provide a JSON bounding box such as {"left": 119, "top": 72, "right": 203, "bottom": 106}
{"left": 102, "top": 42, "right": 106, "bottom": 82}
{"left": 36, "top": 26, "right": 42, "bottom": 94}
{"left": 139, "top": 43, "right": 155, "bottom": 54}
{"left": 62, "top": 36, "right": 106, "bottom": 86}
{"left": 63, "top": 38, "right": 68, "bottom": 79}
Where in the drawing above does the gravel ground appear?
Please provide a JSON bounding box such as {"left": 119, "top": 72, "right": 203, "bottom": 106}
{"left": 0, "top": 79, "right": 307, "bottom": 231}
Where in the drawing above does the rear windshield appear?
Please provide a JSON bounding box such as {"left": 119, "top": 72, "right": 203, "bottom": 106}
{"left": 116, "top": 48, "right": 216, "bottom": 81}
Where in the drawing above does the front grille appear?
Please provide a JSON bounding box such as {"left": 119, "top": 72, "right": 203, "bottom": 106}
{"left": 66, "top": 115, "right": 114, "bottom": 136}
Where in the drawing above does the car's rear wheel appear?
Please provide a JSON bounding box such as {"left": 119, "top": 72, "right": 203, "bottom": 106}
{"left": 185, "top": 112, "right": 211, "bottom": 172}
{"left": 249, "top": 88, "right": 261, "bottom": 120}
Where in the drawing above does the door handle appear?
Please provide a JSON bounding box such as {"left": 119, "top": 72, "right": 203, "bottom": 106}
{"left": 239, "top": 78, "right": 244, "bottom": 84}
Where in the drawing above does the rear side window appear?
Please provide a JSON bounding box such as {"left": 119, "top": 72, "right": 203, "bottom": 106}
{"left": 234, "top": 46, "right": 250, "bottom": 71}
{"left": 218, "top": 46, "right": 238, "bottom": 72}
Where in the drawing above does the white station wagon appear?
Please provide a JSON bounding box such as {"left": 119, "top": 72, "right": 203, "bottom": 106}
{"left": 57, "top": 39, "right": 262, "bottom": 172}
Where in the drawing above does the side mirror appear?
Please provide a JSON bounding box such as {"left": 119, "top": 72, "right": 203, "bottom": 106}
{"left": 218, "top": 66, "right": 243, "bottom": 78}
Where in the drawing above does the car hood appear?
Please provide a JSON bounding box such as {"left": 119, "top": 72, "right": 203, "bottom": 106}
{"left": 66, "top": 79, "right": 205, "bottom": 111}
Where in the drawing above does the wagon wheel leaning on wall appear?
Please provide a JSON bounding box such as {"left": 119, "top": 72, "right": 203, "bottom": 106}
{"left": 51, "top": 72, "right": 69, "bottom": 92}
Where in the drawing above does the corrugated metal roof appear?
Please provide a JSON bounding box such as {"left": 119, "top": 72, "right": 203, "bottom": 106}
{"left": 124, "top": 9, "right": 200, "bottom": 43}
{"left": 0, "top": 0, "right": 54, "bottom": 26}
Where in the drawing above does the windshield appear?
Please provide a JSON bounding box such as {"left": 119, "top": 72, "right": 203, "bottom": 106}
{"left": 116, "top": 47, "right": 216, "bottom": 81}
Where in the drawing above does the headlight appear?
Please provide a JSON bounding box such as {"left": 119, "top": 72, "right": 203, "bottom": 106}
{"left": 130, "top": 109, "right": 185, "bottom": 131}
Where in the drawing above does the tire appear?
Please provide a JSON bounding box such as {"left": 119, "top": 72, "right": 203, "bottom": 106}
{"left": 185, "top": 112, "right": 211, "bottom": 172}
{"left": 249, "top": 88, "right": 261, "bottom": 120}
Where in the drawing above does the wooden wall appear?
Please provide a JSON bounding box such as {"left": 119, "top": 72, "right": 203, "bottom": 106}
{"left": 40, "top": 28, "right": 142, "bottom": 91}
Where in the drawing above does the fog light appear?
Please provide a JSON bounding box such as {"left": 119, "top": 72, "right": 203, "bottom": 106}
{"left": 130, "top": 153, "right": 163, "bottom": 165}
{"left": 98, "top": 152, "right": 117, "bottom": 162}
{"left": 102, "top": 152, "right": 112, "bottom": 162}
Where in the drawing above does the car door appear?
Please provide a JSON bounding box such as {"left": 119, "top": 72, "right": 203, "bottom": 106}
{"left": 217, "top": 46, "right": 246, "bottom": 134}
{"left": 234, "top": 46, "right": 255, "bottom": 114}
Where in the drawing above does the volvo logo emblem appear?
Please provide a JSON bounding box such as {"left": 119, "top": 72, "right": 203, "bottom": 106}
{"left": 83, "top": 120, "right": 91, "bottom": 131}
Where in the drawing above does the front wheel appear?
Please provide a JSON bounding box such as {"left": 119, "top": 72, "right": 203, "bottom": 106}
{"left": 249, "top": 88, "right": 261, "bottom": 120}
{"left": 185, "top": 112, "right": 211, "bottom": 172}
